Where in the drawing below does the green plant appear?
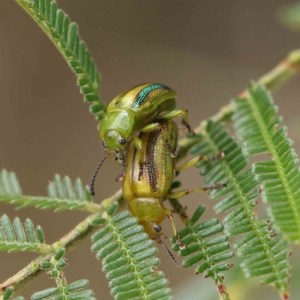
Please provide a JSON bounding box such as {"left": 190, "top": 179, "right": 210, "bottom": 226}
{"left": 1, "top": 0, "right": 300, "bottom": 299}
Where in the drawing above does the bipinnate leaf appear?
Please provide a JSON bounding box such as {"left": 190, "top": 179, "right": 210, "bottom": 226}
{"left": 233, "top": 84, "right": 300, "bottom": 243}
{"left": 190, "top": 120, "right": 290, "bottom": 297}
{"left": 0, "top": 215, "right": 50, "bottom": 253}
{"left": 15, "top": 0, "right": 105, "bottom": 120}
{"left": 91, "top": 202, "right": 171, "bottom": 300}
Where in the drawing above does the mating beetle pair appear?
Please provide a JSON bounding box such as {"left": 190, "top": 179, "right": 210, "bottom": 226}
{"left": 98, "top": 84, "right": 191, "bottom": 167}
{"left": 90, "top": 83, "right": 192, "bottom": 196}
{"left": 91, "top": 83, "right": 224, "bottom": 260}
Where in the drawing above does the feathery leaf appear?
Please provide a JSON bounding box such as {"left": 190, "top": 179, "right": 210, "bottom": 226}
{"left": 91, "top": 202, "right": 171, "bottom": 300}
{"left": 0, "top": 170, "right": 22, "bottom": 196}
{"left": 0, "top": 171, "right": 99, "bottom": 212}
{"left": 15, "top": 0, "right": 105, "bottom": 120}
{"left": 233, "top": 84, "right": 300, "bottom": 243}
{"left": 172, "top": 205, "right": 233, "bottom": 300}
{"left": 3, "top": 286, "right": 24, "bottom": 300}
{"left": 190, "top": 121, "right": 290, "bottom": 296}
{"left": 0, "top": 215, "right": 50, "bottom": 253}
{"left": 31, "top": 248, "right": 95, "bottom": 300}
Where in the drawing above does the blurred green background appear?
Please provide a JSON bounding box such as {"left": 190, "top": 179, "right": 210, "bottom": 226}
{"left": 0, "top": 1, "right": 299, "bottom": 299}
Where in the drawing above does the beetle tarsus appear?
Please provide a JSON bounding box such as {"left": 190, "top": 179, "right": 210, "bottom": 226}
{"left": 175, "top": 235, "right": 187, "bottom": 250}
{"left": 166, "top": 143, "right": 178, "bottom": 158}
{"left": 115, "top": 174, "right": 124, "bottom": 182}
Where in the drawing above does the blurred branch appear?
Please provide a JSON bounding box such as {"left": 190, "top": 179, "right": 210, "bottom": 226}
{"left": 178, "top": 48, "right": 300, "bottom": 157}
{"left": 278, "top": 2, "right": 300, "bottom": 33}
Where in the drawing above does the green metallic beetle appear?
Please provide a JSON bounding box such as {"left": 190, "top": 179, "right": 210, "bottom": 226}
{"left": 99, "top": 83, "right": 191, "bottom": 156}
{"left": 90, "top": 83, "right": 193, "bottom": 196}
{"left": 123, "top": 119, "right": 225, "bottom": 253}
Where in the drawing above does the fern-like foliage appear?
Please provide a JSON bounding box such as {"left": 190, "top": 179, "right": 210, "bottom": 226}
{"left": 0, "top": 170, "right": 22, "bottom": 196}
{"left": 233, "top": 84, "right": 300, "bottom": 243}
{"left": 31, "top": 248, "right": 95, "bottom": 300}
{"left": 15, "top": 0, "right": 105, "bottom": 120}
{"left": 0, "top": 214, "right": 51, "bottom": 253}
{"left": 3, "top": 287, "right": 24, "bottom": 300}
{"left": 172, "top": 205, "right": 233, "bottom": 300}
{"left": 91, "top": 202, "right": 171, "bottom": 300}
{"left": 46, "top": 174, "right": 94, "bottom": 211}
{"left": 0, "top": 170, "right": 99, "bottom": 212}
{"left": 189, "top": 121, "right": 290, "bottom": 296}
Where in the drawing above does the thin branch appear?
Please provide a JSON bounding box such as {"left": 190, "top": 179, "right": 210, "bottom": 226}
{"left": 0, "top": 195, "right": 102, "bottom": 213}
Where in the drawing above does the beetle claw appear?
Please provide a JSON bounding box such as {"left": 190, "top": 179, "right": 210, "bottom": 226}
{"left": 115, "top": 174, "right": 124, "bottom": 182}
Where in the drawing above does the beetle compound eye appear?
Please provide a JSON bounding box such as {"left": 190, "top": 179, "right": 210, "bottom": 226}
{"left": 118, "top": 137, "right": 126, "bottom": 145}
{"left": 153, "top": 224, "right": 161, "bottom": 232}
{"left": 102, "top": 141, "right": 107, "bottom": 148}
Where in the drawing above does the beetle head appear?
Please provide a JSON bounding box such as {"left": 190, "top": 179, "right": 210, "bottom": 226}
{"left": 140, "top": 220, "right": 163, "bottom": 239}
{"left": 103, "top": 130, "right": 127, "bottom": 151}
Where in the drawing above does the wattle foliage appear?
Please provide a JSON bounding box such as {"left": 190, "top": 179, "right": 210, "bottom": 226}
{"left": 0, "top": 170, "right": 98, "bottom": 212}
{"left": 189, "top": 119, "right": 290, "bottom": 295}
{"left": 0, "top": 214, "right": 48, "bottom": 253}
{"left": 171, "top": 205, "right": 234, "bottom": 300}
{"left": 91, "top": 202, "right": 172, "bottom": 300}
{"left": 15, "top": 0, "right": 105, "bottom": 120}
{"left": 233, "top": 84, "right": 300, "bottom": 243}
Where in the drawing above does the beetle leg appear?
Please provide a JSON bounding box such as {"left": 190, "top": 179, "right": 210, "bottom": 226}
{"left": 175, "top": 151, "right": 225, "bottom": 171}
{"left": 131, "top": 136, "right": 145, "bottom": 180}
{"left": 115, "top": 174, "right": 124, "bottom": 182}
{"left": 140, "top": 122, "right": 160, "bottom": 132}
{"left": 167, "top": 199, "right": 189, "bottom": 224}
{"left": 138, "top": 161, "right": 144, "bottom": 181}
{"left": 166, "top": 183, "right": 226, "bottom": 199}
{"left": 175, "top": 155, "right": 209, "bottom": 171}
{"left": 165, "top": 210, "right": 186, "bottom": 249}
{"left": 114, "top": 152, "right": 127, "bottom": 182}
{"left": 132, "top": 135, "right": 143, "bottom": 151}
{"left": 159, "top": 109, "right": 193, "bottom": 134}
{"left": 159, "top": 125, "right": 178, "bottom": 158}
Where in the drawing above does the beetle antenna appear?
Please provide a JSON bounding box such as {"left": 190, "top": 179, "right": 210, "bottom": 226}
{"left": 157, "top": 237, "right": 180, "bottom": 267}
{"left": 90, "top": 154, "right": 108, "bottom": 196}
